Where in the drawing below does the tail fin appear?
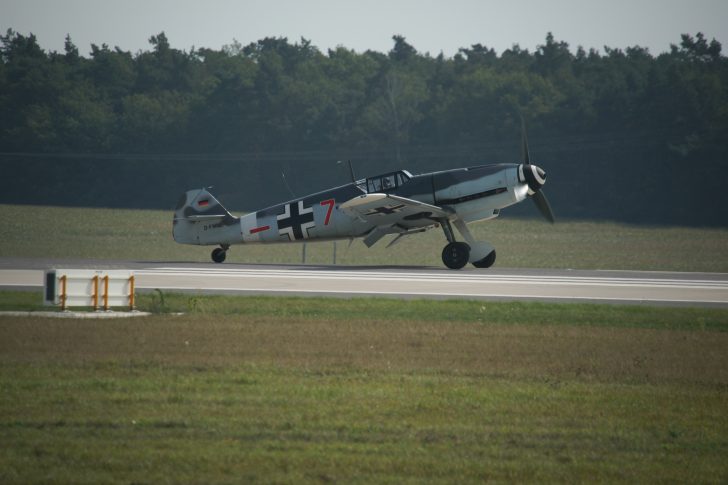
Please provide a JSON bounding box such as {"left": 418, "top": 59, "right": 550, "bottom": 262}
{"left": 173, "top": 188, "right": 239, "bottom": 245}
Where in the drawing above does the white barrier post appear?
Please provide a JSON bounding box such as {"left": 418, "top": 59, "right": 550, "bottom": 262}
{"left": 44, "top": 269, "right": 135, "bottom": 311}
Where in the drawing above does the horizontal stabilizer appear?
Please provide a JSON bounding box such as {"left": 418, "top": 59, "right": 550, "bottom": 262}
{"left": 176, "top": 214, "right": 229, "bottom": 222}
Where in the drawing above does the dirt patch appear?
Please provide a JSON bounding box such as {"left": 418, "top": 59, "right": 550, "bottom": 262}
{"left": 1, "top": 314, "right": 726, "bottom": 385}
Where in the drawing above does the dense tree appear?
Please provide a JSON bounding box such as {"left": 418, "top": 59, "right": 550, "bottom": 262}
{"left": 0, "top": 30, "right": 726, "bottom": 225}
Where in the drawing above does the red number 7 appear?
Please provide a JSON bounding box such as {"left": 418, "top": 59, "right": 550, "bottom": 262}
{"left": 320, "top": 199, "right": 335, "bottom": 225}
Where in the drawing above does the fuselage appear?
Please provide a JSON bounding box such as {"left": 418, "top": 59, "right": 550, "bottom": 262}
{"left": 174, "top": 163, "right": 534, "bottom": 247}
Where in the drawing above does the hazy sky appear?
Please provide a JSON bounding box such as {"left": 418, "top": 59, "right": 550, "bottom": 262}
{"left": 2, "top": 0, "right": 727, "bottom": 57}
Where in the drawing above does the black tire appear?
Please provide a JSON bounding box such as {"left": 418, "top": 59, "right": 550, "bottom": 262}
{"left": 441, "top": 242, "right": 470, "bottom": 270}
{"left": 472, "top": 250, "right": 496, "bottom": 268}
{"left": 211, "top": 247, "right": 227, "bottom": 263}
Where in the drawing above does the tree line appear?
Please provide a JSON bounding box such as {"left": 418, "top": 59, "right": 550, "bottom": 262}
{"left": 1, "top": 29, "right": 726, "bottom": 225}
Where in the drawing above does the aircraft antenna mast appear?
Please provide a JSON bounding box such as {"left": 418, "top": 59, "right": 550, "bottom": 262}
{"left": 281, "top": 171, "right": 296, "bottom": 199}
{"left": 337, "top": 160, "right": 356, "bottom": 183}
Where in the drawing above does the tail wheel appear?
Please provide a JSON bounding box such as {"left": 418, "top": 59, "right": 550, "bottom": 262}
{"left": 211, "top": 247, "right": 226, "bottom": 263}
{"left": 442, "top": 242, "right": 470, "bottom": 270}
{"left": 472, "top": 250, "right": 496, "bottom": 268}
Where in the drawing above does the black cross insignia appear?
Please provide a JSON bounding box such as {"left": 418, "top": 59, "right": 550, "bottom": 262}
{"left": 277, "top": 200, "right": 315, "bottom": 241}
{"left": 364, "top": 204, "right": 406, "bottom": 216}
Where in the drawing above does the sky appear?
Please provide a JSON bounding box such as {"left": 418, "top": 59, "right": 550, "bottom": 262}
{"left": 2, "top": 0, "right": 727, "bottom": 58}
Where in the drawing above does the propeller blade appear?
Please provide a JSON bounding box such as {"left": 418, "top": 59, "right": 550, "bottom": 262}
{"left": 532, "top": 190, "right": 555, "bottom": 223}
{"left": 520, "top": 116, "right": 531, "bottom": 165}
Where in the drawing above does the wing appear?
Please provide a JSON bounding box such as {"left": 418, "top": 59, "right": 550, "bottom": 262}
{"left": 340, "top": 193, "right": 451, "bottom": 225}
{"left": 340, "top": 193, "right": 452, "bottom": 247}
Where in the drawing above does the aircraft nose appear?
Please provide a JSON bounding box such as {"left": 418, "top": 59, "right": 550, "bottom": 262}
{"left": 518, "top": 164, "right": 546, "bottom": 193}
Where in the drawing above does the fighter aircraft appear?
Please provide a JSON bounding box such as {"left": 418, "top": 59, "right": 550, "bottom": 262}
{"left": 172, "top": 128, "right": 554, "bottom": 269}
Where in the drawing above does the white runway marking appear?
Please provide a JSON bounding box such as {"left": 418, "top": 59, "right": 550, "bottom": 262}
{"left": 138, "top": 267, "right": 728, "bottom": 290}
{"left": 3, "top": 266, "right": 727, "bottom": 306}
{"left": 134, "top": 267, "right": 728, "bottom": 306}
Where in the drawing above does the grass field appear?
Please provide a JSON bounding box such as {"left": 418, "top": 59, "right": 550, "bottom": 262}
{"left": 1, "top": 292, "right": 728, "bottom": 483}
{"left": 2, "top": 204, "right": 727, "bottom": 482}
{"left": 1, "top": 204, "right": 728, "bottom": 271}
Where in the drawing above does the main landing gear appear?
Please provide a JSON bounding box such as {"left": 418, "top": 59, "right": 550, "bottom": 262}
{"left": 440, "top": 219, "right": 496, "bottom": 270}
{"left": 442, "top": 241, "right": 470, "bottom": 269}
{"left": 440, "top": 220, "right": 469, "bottom": 269}
{"left": 211, "top": 245, "right": 229, "bottom": 263}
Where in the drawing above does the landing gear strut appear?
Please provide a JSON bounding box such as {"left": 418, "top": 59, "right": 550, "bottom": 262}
{"left": 211, "top": 245, "right": 228, "bottom": 263}
{"left": 440, "top": 220, "right": 470, "bottom": 270}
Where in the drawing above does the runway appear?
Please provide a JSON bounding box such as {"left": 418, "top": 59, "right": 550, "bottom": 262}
{"left": 1, "top": 258, "right": 727, "bottom": 307}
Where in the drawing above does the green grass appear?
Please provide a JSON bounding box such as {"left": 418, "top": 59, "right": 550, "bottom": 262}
{"left": 142, "top": 292, "right": 728, "bottom": 332}
{"left": 4, "top": 290, "right": 728, "bottom": 332}
{"left": 0, "top": 291, "right": 46, "bottom": 312}
{"left": 1, "top": 204, "right": 727, "bottom": 271}
{"left": 1, "top": 201, "right": 727, "bottom": 483}
{"left": 1, "top": 292, "right": 728, "bottom": 482}
{"left": 1, "top": 363, "right": 726, "bottom": 484}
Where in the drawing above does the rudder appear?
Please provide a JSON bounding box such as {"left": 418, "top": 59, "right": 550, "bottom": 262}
{"left": 173, "top": 189, "right": 239, "bottom": 245}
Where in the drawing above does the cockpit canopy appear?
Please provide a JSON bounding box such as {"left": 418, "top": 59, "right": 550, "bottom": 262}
{"left": 362, "top": 170, "right": 412, "bottom": 193}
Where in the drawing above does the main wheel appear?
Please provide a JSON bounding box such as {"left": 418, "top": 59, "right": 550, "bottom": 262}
{"left": 211, "top": 247, "right": 227, "bottom": 263}
{"left": 441, "top": 242, "right": 470, "bottom": 270}
{"left": 472, "top": 250, "right": 496, "bottom": 268}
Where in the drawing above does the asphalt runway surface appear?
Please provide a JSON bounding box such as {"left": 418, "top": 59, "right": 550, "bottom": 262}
{"left": 2, "top": 257, "right": 727, "bottom": 307}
